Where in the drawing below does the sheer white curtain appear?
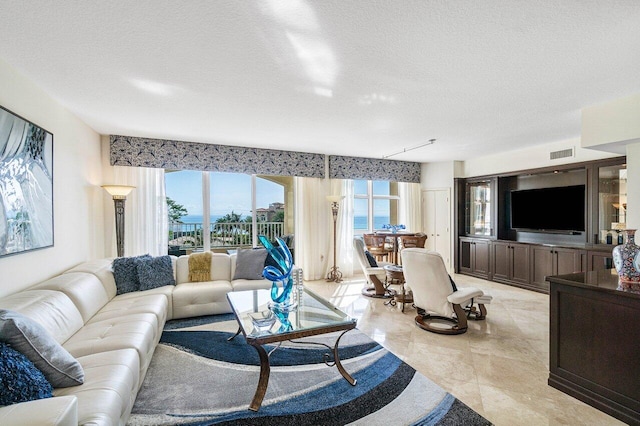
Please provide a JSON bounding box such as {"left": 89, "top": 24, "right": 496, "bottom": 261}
{"left": 399, "top": 182, "right": 423, "bottom": 233}
{"left": 294, "top": 177, "right": 330, "bottom": 280}
{"left": 329, "top": 179, "right": 354, "bottom": 278}
{"left": 106, "top": 166, "right": 168, "bottom": 257}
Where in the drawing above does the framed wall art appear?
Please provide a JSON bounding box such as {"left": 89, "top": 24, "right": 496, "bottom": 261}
{"left": 0, "top": 105, "right": 53, "bottom": 257}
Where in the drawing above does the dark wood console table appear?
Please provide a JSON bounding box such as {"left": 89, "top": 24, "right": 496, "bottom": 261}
{"left": 548, "top": 269, "right": 640, "bottom": 425}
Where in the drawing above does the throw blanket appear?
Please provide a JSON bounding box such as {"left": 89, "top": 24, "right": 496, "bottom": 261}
{"left": 188, "top": 252, "right": 212, "bottom": 282}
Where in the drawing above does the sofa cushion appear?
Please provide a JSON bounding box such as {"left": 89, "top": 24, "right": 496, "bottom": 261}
{"left": 231, "top": 278, "right": 273, "bottom": 292}
{"left": 112, "top": 255, "right": 151, "bottom": 295}
{"left": 0, "top": 395, "right": 78, "bottom": 426}
{"left": 0, "top": 342, "right": 53, "bottom": 406}
{"left": 31, "top": 272, "right": 110, "bottom": 323}
{"left": 64, "top": 258, "right": 119, "bottom": 300}
{"left": 176, "top": 253, "right": 230, "bottom": 284}
{"left": 172, "top": 281, "right": 233, "bottom": 319}
{"left": 63, "top": 312, "right": 160, "bottom": 380}
{"left": 233, "top": 248, "right": 268, "bottom": 280}
{"left": 0, "top": 310, "right": 85, "bottom": 388}
{"left": 92, "top": 293, "right": 169, "bottom": 327}
{"left": 0, "top": 290, "right": 84, "bottom": 344}
{"left": 136, "top": 255, "right": 176, "bottom": 291}
{"left": 55, "top": 349, "right": 140, "bottom": 425}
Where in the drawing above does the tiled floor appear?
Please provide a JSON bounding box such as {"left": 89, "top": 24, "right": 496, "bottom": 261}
{"left": 305, "top": 273, "right": 624, "bottom": 426}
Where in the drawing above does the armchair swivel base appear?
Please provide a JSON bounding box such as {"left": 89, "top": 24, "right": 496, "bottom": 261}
{"left": 415, "top": 301, "right": 487, "bottom": 335}
{"left": 362, "top": 283, "right": 397, "bottom": 299}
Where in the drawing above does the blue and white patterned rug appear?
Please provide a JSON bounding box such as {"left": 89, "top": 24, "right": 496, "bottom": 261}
{"left": 128, "top": 315, "right": 491, "bottom": 425}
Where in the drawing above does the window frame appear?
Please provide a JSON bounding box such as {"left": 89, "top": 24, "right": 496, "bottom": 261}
{"left": 354, "top": 179, "right": 400, "bottom": 234}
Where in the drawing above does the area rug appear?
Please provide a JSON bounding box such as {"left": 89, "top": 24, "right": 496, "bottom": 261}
{"left": 128, "top": 314, "right": 491, "bottom": 425}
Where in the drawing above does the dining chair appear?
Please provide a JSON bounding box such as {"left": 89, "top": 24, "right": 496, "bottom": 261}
{"left": 363, "top": 233, "right": 392, "bottom": 263}
{"left": 397, "top": 234, "right": 428, "bottom": 264}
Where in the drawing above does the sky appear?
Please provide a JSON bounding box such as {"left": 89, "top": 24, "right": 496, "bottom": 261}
{"left": 165, "top": 171, "right": 284, "bottom": 217}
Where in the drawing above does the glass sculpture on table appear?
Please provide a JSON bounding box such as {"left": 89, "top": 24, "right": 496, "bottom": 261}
{"left": 259, "top": 235, "right": 296, "bottom": 312}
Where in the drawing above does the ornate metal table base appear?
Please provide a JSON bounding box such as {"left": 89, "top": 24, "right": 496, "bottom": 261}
{"left": 229, "top": 328, "right": 356, "bottom": 411}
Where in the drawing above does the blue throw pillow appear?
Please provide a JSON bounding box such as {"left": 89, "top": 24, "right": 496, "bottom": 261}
{"left": 136, "top": 255, "right": 176, "bottom": 291}
{"left": 365, "top": 251, "right": 378, "bottom": 267}
{"left": 113, "top": 254, "right": 152, "bottom": 294}
{"left": 0, "top": 342, "right": 53, "bottom": 406}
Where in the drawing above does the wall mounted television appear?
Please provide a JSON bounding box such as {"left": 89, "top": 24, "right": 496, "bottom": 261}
{"left": 510, "top": 185, "right": 585, "bottom": 233}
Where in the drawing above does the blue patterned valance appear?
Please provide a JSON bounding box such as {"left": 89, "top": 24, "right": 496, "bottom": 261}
{"left": 110, "top": 135, "right": 325, "bottom": 178}
{"left": 329, "top": 155, "right": 421, "bottom": 183}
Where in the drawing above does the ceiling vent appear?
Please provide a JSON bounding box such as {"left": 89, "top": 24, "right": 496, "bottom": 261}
{"left": 550, "top": 147, "right": 574, "bottom": 160}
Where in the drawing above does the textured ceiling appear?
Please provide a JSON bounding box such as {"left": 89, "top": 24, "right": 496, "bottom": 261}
{"left": 0, "top": 0, "right": 639, "bottom": 162}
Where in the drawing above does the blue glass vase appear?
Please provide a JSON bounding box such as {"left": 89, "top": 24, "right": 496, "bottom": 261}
{"left": 259, "top": 235, "right": 297, "bottom": 311}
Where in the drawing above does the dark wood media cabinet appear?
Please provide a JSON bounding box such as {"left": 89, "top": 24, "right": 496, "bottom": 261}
{"left": 548, "top": 270, "right": 640, "bottom": 425}
{"left": 458, "top": 237, "right": 613, "bottom": 293}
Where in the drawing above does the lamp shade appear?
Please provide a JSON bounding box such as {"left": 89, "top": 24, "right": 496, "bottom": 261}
{"left": 326, "top": 195, "right": 344, "bottom": 203}
{"left": 102, "top": 185, "right": 135, "bottom": 197}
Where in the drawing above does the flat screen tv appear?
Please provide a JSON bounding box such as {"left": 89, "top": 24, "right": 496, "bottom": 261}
{"left": 510, "top": 185, "right": 585, "bottom": 233}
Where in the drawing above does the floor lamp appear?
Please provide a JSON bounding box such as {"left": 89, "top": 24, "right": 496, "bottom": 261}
{"left": 326, "top": 195, "right": 344, "bottom": 283}
{"left": 102, "top": 185, "right": 135, "bottom": 257}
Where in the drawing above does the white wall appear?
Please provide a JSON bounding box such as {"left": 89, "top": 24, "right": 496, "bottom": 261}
{"left": 580, "top": 93, "right": 640, "bottom": 230}
{"left": 420, "top": 161, "right": 456, "bottom": 190}
{"left": 625, "top": 143, "right": 640, "bottom": 229}
{"left": 0, "top": 59, "right": 104, "bottom": 297}
{"left": 462, "top": 138, "right": 618, "bottom": 178}
{"left": 582, "top": 93, "right": 640, "bottom": 152}
{"left": 420, "top": 161, "right": 459, "bottom": 270}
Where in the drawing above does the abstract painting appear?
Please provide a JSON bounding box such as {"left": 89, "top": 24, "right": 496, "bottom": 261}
{"left": 0, "top": 106, "right": 53, "bottom": 256}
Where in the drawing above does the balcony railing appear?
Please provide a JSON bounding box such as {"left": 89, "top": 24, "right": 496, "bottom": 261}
{"left": 168, "top": 221, "right": 286, "bottom": 250}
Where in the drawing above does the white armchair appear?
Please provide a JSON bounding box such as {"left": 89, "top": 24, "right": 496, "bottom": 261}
{"left": 353, "top": 237, "right": 395, "bottom": 298}
{"left": 402, "top": 248, "right": 491, "bottom": 334}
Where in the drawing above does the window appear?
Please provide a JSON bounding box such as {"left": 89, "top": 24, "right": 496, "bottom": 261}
{"left": 165, "top": 170, "right": 203, "bottom": 251}
{"left": 165, "top": 170, "right": 292, "bottom": 251}
{"left": 353, "top": 179, "right": 399, "bottom": 234}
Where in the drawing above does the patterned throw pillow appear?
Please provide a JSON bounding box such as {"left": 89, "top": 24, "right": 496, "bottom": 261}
{"left": 136, "top": 255, "right": 176, "bottom": 291}
{"left": 112, "top": 254, "right": 152, "bottom": 294}
{"left": 233, "top": 248, "right": 268, "bottom": 280}
{"left": 0, "top": 342, "right": 53, "bottom": 406}
{"left": 0, "top": 309, "right": 84, "bottom": 388}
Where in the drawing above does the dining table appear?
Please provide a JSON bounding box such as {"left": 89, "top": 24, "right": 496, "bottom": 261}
{"left": 373, "top": 231, "right": 416, "bottom": 265}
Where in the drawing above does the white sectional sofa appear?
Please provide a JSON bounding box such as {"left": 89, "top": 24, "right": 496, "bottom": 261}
{"left": 0, "top": 252, "right": 271, "bottom": 426}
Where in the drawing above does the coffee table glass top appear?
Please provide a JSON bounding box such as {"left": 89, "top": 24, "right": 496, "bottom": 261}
{"left": 227, "top": 288, "right": 356, "bottom": 342}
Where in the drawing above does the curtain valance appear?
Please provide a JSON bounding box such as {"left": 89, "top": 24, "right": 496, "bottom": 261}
{"left": 328, "top": 155, "right": 421, "bottom": 183}
{"left": 110, "top": 135, "right": 326, "bottom": 178}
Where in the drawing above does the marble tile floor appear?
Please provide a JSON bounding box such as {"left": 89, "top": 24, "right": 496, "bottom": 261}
{"left": 305, "top": 273, "right": 624, "bottom": 426}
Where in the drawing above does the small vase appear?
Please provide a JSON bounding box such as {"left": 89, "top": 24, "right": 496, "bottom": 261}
{"left": 612, "top": 229, "right": 640, "bottom": 284}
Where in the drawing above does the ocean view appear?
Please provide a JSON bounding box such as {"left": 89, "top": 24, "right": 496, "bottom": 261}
{"left": 177, "top": 214, "right": 389, "bottom": 230}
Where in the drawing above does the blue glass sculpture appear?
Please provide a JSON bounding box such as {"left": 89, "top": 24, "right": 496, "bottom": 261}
{"left": 272, "top": 308, "right": 293, "bottom": 333}
{"left": 259, "top": 235, "right": 296, "bottom": 311}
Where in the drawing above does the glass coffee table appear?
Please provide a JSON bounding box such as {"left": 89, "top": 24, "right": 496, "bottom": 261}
{"left": 226, "top": 288, "right": 357, "bottom": 411}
